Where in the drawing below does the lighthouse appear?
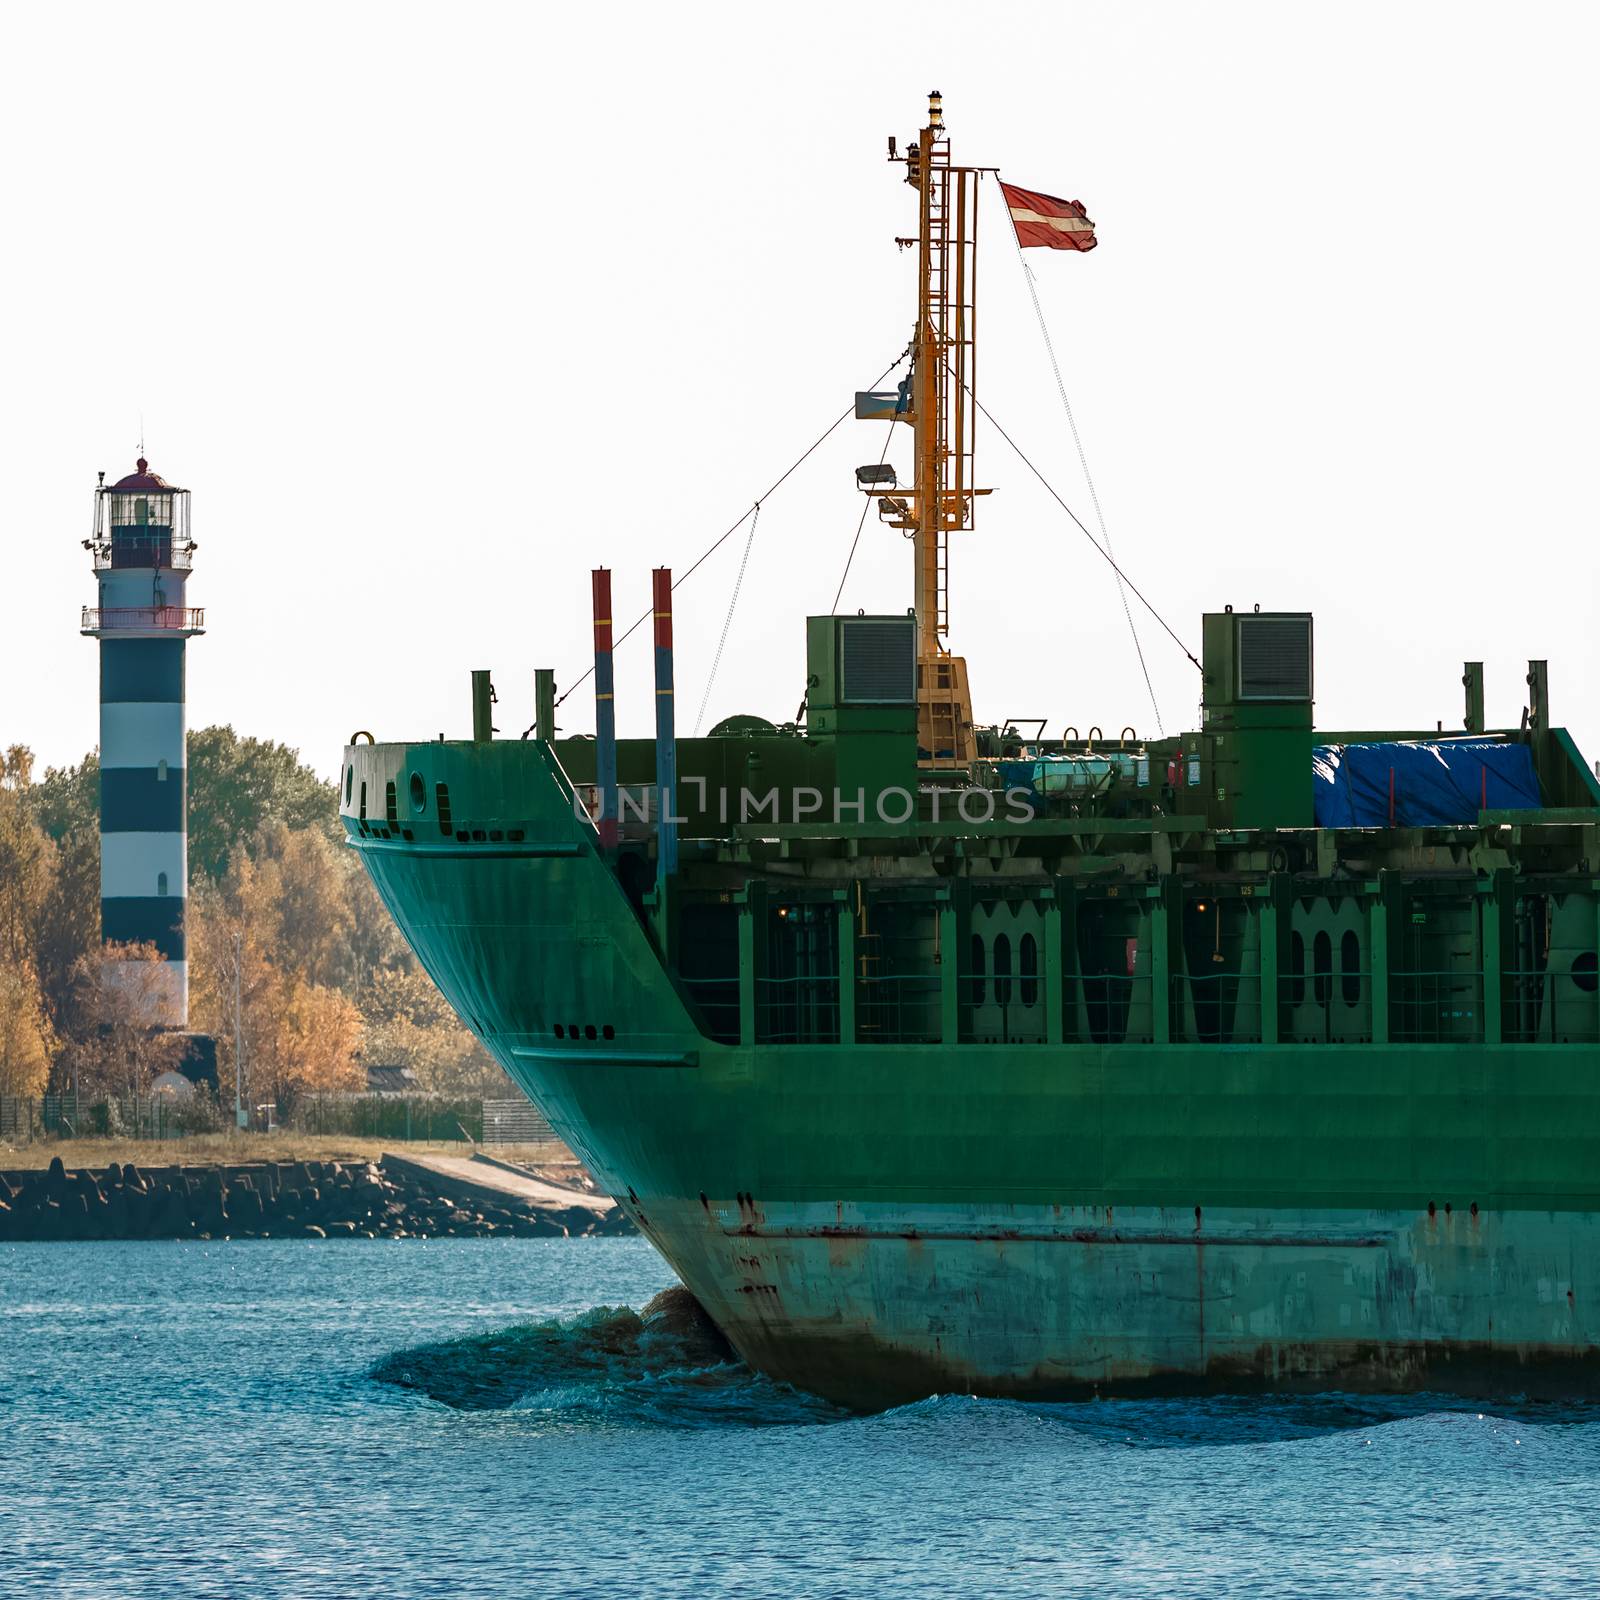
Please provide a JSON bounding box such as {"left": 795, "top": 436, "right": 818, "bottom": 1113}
{"left": 81, "top": 458, "right": 204, "bottom": 1028}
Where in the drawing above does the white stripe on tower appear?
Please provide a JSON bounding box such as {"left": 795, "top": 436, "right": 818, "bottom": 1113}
{"left": 100, "top": 702, "right": 185, "bottom": 771}
{"left": 99, "top": 833, "right": 188, "bottom": 899}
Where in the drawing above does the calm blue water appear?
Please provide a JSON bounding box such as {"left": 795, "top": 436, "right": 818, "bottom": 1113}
{"left": 4, "top": 1239, "right": 1600, "bottom": 1599}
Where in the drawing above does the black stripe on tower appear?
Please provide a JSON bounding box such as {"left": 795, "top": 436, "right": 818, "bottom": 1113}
{"left": 101, "top": 897, "right": 186, "bottom": 962}
{"left": 100, "top": 638, "right": 186, "bottom": 703}
{"left": 100, "top": 767, "right": 186, "bottom": 832}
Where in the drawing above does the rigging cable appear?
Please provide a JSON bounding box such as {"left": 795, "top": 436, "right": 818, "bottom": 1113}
{"left": 1001, "top": 179, "right": 1165, "bottom": 733}
{"left": 829, "top": 417, "right": 899, "bottom": 614}
{"left": 550, "top": 351, "right": 908, "bottom": 712}
{"left": 945, "top": 349, "right": 1201, "bottom": 673}
{"left": 693, "top": 500, "right": 761, "bottom": 735}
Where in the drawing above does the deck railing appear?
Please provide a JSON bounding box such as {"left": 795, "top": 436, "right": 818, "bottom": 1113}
{"left": 681, "top": 976, "right": 741, "bottom": 1045}
{"left": 1064, "top": 973, "right": 1154, "bottom": 1045}
{"left": 81, "top": 605, "right": 205, "bottom": 632}
{"left": 90, "top": 537, "right": 194, "bottom": 571}
{"left": 1175, "top": 970, "right": 1264, "bottom": 1044}
{"left": 1504, "top": 968, "right": 1600, "bottom": 1044}
{"left": 674, "top": 955, "right": 1594, "bottom": 1049}
{"left": 1390, "top": 969, "right": 1484, "bottom": 1043}
{"left": 679, "top": 974, "right": 843, "bottom": 1045}
{"left": 759, "top": 975, "right": 841, "bottom": 1044}
{"left": 857, "top": 973, "right": 941, "bottom": 1044}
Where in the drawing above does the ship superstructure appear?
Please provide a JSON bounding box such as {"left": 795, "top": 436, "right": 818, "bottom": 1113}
{"left": 341, "top": 98, "right": 1600, "bottom": 1407}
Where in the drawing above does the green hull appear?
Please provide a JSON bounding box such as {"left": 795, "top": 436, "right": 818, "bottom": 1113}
{"left": 343, "top": 737, "right": 1600, "bottom": 1408}
{"left": 626, "top": 1196, "right": 1600, "bottom": 1408}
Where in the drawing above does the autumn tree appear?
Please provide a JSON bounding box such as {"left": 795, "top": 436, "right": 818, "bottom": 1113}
{"left": 234, "top": 823, "right": 358, "bottom": 991}
{"left": 0, "top": 962, "right": 55, "bottom": 1097}
{"left": 192, "top": 943, "right": 367, "bottom": 1110}
{"left": 29, "top": 750, "right": 98, "bottom": 843}
{"left": 269, "top": 980, "right": 363, "bottom": 1100}
{"left": 189, "top": 838, "right": 390, "bottom": 1109}
{"left": 359, "top": 968, "right": 509, "bottom": 1096}
{"left": 61, "top": 942, "right": 186, "bottom": 1101}
{"left": 0, "top": 748, "right": 69, "bottom": 1097}
{"left": 187, "top": 726, "right": 340, "bottom": 881}
{"left": 33, "top": 824, "right": 99, "bottom": 1035}
{"left": 194, "top": 812, "right": 408, "bottom": 986}
{"left": 1, "top": 746, "right": 54, "bottom": 969}
{"left": 33, "top": 729, "right": 338, "bottom": 881}
{"left": 187, "top": 875, "right": 281, "bottom": 1114}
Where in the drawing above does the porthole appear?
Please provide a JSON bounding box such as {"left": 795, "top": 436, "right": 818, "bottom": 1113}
{"left": 409, "top": 772, "right": 427, "bottom": 815}
{"left": 1574, "top": 952, "right": 1599, "bottom": 995}
{"left": 345, "top": 766, "right": 353, "bottom": 805}
{"left": 157, "top": 871, "right": 168, "bottom": 897}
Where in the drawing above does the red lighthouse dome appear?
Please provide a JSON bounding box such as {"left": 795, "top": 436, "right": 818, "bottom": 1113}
{"left": 109, "top": 457, "right": 179, "bottom": 494}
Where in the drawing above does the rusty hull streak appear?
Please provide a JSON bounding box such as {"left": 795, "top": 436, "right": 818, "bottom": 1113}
{"left": 723, "top": 1323, "right": 1600, "bottom": 1414}
{"left": 731, "top": 1190, "right": 769, "bottom": 1235}
{"left": 721, "top": 1224, "right": 1389, "bottom": 1249}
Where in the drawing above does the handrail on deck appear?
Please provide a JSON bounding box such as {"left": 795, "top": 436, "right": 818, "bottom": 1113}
{"left": 81, "top": 605, "right": 205, "bottom": 632}
{"left": 90, "top": 539, "right": 194, "bottom": 571}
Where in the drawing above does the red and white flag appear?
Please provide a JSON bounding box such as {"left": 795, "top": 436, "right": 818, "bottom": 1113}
{"left": 999, "top": 181, "right": 1097, "bottom": 251}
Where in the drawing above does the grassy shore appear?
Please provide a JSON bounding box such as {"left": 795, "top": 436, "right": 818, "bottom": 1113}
{"left": 0, "top": 1132, "right": 581, "bottom": 1172}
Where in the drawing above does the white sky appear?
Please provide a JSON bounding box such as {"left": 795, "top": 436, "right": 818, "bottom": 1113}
{"left": 5, "top": 1, "right": 1596, "bottom": 780}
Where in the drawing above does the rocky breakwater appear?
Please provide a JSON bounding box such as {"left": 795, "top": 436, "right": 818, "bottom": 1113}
{"left": 0, "top": 1155, "right": 635, "bottom": 1242}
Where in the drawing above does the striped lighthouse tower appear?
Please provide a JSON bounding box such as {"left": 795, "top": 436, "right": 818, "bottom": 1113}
{"left": 81, "top": 458, "right": 204, "bottom": 1028}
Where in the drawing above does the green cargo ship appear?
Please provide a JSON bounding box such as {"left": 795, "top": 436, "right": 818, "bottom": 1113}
{"left": 343, "top": 98, "right": 1600, "bottom": 1408}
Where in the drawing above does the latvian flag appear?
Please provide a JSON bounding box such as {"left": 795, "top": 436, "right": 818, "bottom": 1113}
{"left": 999, "top": 181, "right": 1097, "bottom": 251}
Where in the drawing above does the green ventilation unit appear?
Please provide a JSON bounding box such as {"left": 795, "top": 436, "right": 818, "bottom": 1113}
{"left": 838, "top": 617, "right": 917, "bottom": 704}
{"left": 1201, "top": 609, "right": 1314, "bottom": 828}
{"left": 807, "top": 615, "right": 917, "bottom": 812}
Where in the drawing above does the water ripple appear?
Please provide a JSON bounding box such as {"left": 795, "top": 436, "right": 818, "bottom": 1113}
{"left": 9, "top": 1238, "right": 1600, "bottom": 1600}
{"left": 372, "top": 1287, "right": 844, "bottom": 1428}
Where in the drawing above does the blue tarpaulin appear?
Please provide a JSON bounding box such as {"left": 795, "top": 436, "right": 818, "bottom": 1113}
{"left": 1312, "top": 739, "right": 1541, "bottom": 828}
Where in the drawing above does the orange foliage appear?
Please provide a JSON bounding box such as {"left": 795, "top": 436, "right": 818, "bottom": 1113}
{"left": 272, "top": 980, "right": 364, "bottom": 1096}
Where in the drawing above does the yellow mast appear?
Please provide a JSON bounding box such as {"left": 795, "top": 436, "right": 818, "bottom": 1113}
{"left": 893, "top": 90, "right": 987, "bottom": 767}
